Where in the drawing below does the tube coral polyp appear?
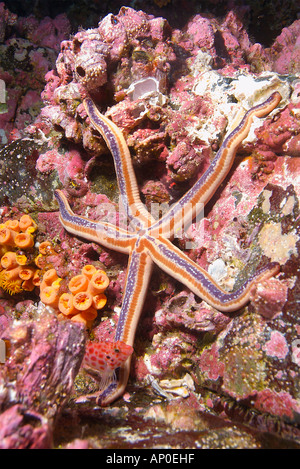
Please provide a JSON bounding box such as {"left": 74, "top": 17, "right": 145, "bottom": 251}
{"left": 58, "top": 292, "right": 76, "bottom": 316}
{"left": 40, "top": 285, "right": 60, "bottom": 308}
{"left": 92, "top": 293, "right": 107, "bottom": 310}
{"left": 39, "top": 264, "right": 109, "bottom": 327}
{"left": 19, "top": 214, "right": 37, "bottom": 232}
{"left": 40, "top": 268, "right": 59, "bottom": 290}
{"left": 81, "top": 264, "right": 97, "bottom": 279}
{"left": 88, "top": 270, "right": 110, "bottom": 295}
{"left": 0, "top": 227, "right": 17, "bottom": 246}
{"left": 0, "top": 273, "right": 23, "bottom": 295}
{"left": 73, "top": 291, "right": 93, "bottom": 310}
{"left": 38, "top": 240, "right": 54, "bottom": 256}
{"left": 14, "top": 232, "right": 34, "bottom": 249}
{"left": 1, "top": 251, "right": 18, "bottom": 269}
{"left": 68, "top": 274, "right": 89, "bottom": 295}
{"left": 5, "top": 219, "right": 20, "bottom": 232}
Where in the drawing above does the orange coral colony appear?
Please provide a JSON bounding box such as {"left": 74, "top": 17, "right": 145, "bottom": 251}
{"left": 0, "top": 214, "right": 42, "bottom": 295}
{"left": 0, "top": 214, "right": 109, "bottom": 327}
{"left": 39, "top": 264, "right": 109, "bottom": 327}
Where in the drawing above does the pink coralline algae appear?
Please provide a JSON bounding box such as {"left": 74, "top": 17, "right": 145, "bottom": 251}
{"left": 17, "top": 14, "right": 71, "bottom": 52}
{"left": 263, "top": 20, "right": 300, "bottom": 74}
{"left": 250, "top": 278, "right": 289, "bottom": 319}
{"left": 0, "top": 2, "right": 17, "bottom": 43}
{"left": 34, "top": 6, "right": 300, "bottom": 201}
{"left": 0, "top": 309, "right": 85, "bottom": 448}
{"left": 0, "top": 3, "right": 300, "bottom": 448}
{"left": 0, "top": 404, "right": 52, "bottom": 449}
{"left": 255, "top": 390, "right": 300, "bottom": 420}
{"left": 263, "top": 331, "right": 289, "bottom": 360}
{"left": 0, "top": 4, "right": 71, "bottom": 144}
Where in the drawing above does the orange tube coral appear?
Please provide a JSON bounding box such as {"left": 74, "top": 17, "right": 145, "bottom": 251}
{"left": 40, "top": 268, "right": 59, "bottom": 290}
{"left": 81, "top": 264, "right": 97, "bottom": 280}
{"left": 19, "top": 266, "right": 35, "bottom": 280}
{"left": 71, "top": 307, "right": 97, "bottom": 326}
{"left": 21, "top": 279, "right": 35, "bottom": 291}
{"left": 2, "top": 265, "right": 22, "bottom": 281}
{"left": 70, "top": 313, "right": 89, "bottom": 326}
{"left": 5, "top": 220, "right": 20, "bottom": 232}
{"left": 0, "top": 246, "right": 8, "bottom": 257}
{"left": 0, "top": 227, "right": 16, "bottom": 246}
{"left": 1, "top": 251, "right": 18, "bottom": 269}
{"left": 58, "top": 292, "right": 76, "bottom": 316}
{"left": 32, "top": 270, "right": 42, "bottom": 286}
{"left": 81, "top": 306, "right": 98, "bottom": 320}
{"left": 88, "top": 270, "right": 109, "bottom": 295}
{"left": 38, "top": 241, "right": 54, "bottom": 255}
{"left": 34, "top": 254, "right": 44, "bottom": 268}
{"left": 92, "top": 293, "right": 107, "bottom": 310}
{"left": 15, "top": 253, "right": 28, "bottom": 265}
{"left": 73, "top": 291, "right": 93, "bottom": 311}
{"left": 19, "top": 214, "right": 36, "bottom": 232}
{"left": 0, "top": 275, "right": 22, "bottom": 295}
{"left": 14, "top": 232, "right": 34, "bottom": 249}
{"left": 36, "top": 265, "right": 109, "bottom": 327}
{"left": 68, "top": 274, "right": 88, "bottom": 295}
{"left": 40, "top": 285, "right": 60, "bottom": 308}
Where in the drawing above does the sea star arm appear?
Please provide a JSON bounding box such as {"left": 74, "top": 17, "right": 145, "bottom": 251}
{"left": 96, "top": 245, "right": 153, "bottom": 406}
{"left": 54, "top": 189, "right": 136, "bottom": 253}
{"left": 83, "top": 98, "right": 155, "bottom": 230}
{"left": 150, "top": 92, "right": 282, "bottom": 239}
{"left": 145, "top": 235, "right": 280, "bottom": 312}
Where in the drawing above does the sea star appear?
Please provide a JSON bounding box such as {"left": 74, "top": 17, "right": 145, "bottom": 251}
{"left": 55, "top": 91, "right": 281, "bottom": 406}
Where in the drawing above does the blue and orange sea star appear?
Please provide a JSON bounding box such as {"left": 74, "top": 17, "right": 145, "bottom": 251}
{"left": 55, "top": 91, "right": 281, "bottom": 405}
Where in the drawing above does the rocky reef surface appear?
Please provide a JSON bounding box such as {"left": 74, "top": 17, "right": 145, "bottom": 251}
{"left": 0, "top": 1, "right": 300, "bottom": 449}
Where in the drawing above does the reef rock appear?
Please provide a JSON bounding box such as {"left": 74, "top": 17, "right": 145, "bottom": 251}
{"left": 0, "top": 5, "right": 70, "bottom": 144}
{"left": 0, "top": 307, "right": 85, "bottom": 448}
{"left": 0, "top": 4, "right": 300, "bottom": 448}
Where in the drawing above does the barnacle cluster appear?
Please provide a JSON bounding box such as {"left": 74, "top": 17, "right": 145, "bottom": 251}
{"left": 40, "top": 265, "right": 109, "bottom": 327}
{"left": 0, "top": 215, "right": 41, "bottom": 295}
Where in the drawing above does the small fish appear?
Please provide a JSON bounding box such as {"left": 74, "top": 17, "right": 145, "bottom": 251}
{"left": 83, "top": 340, "right": 133, "bottom": 389}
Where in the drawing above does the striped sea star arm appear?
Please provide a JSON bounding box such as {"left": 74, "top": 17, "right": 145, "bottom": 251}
{"left": 83, "top": 98, "right": 155, "bottom": 230}
{"left": 145, "top": 235, "right": 280, "bottom": 312}
{"left": 98, "top": 246, "right": 153, "bottom": 406}
{"left": 54, "top": 189, "right": 136, "bottom": 253}
{"left": 150, "top": 92, "right": 282, "bottom": 239}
